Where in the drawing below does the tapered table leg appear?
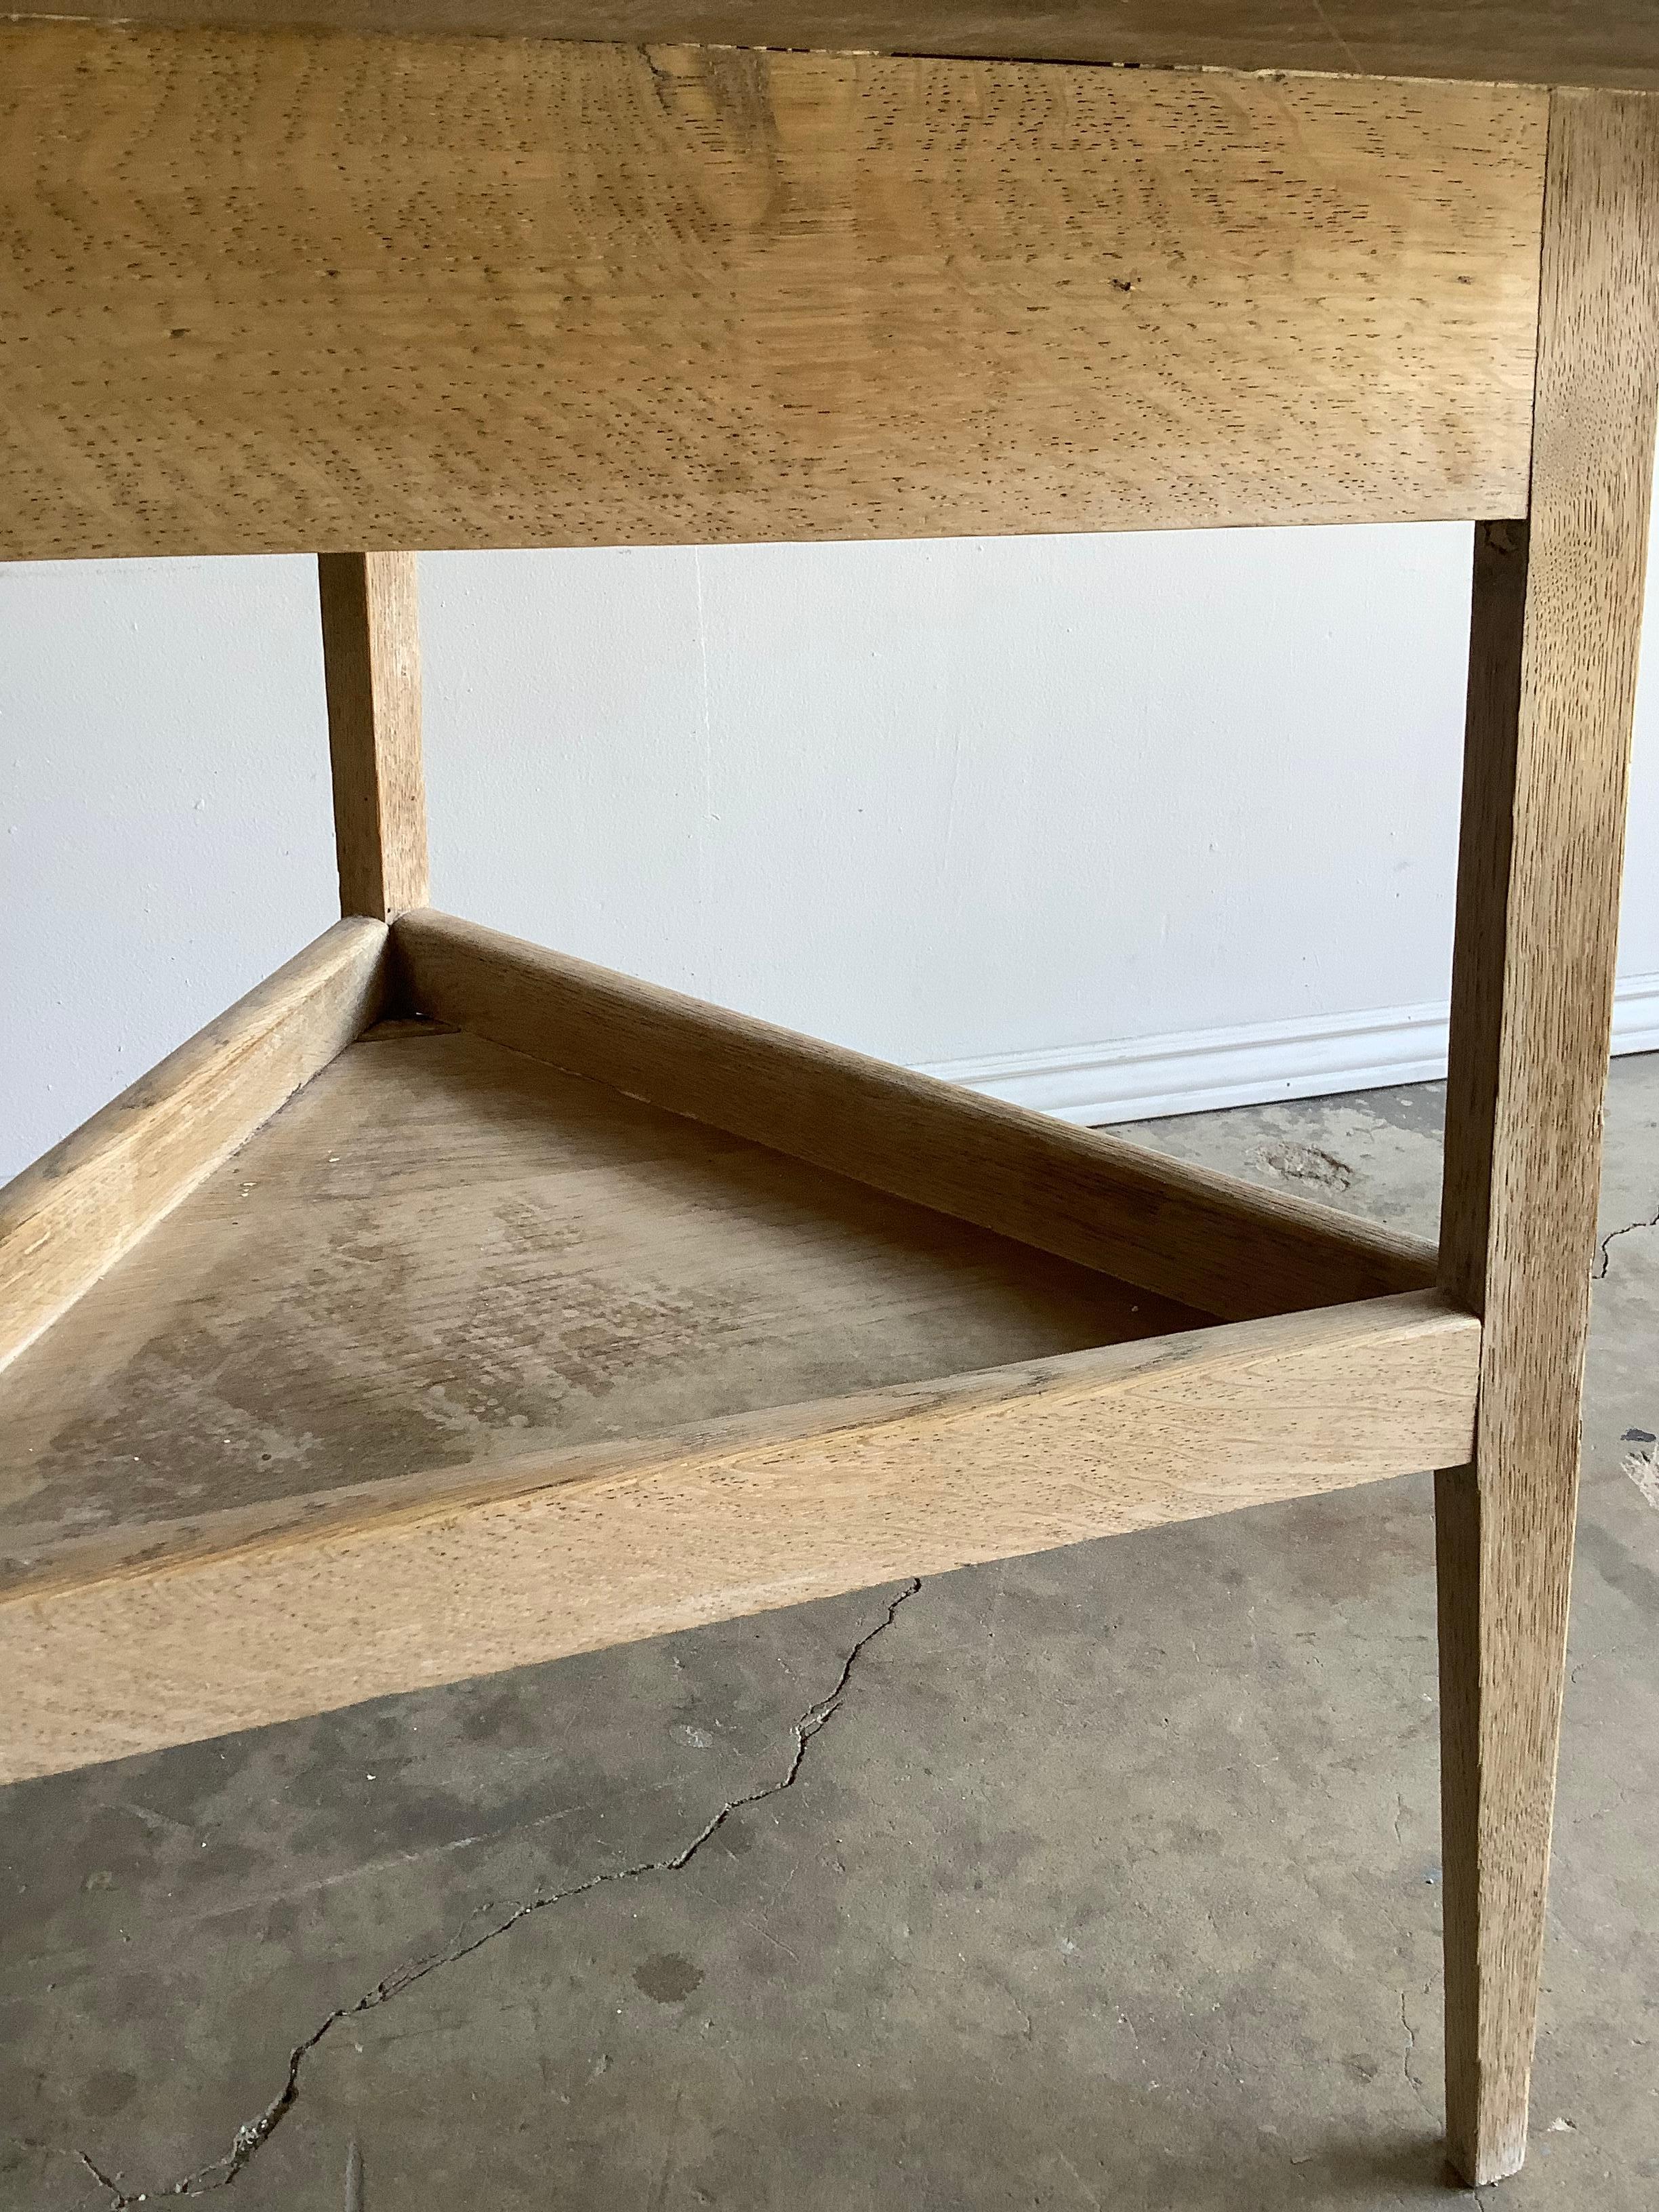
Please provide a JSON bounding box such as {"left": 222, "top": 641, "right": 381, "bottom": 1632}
{"left": 1437, "top": 88, "right": 1659, "bottom": 2188}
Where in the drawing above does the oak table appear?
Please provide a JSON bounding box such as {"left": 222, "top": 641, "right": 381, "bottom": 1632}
{"left": 4, "top": 3, "right": 1656, "bottom": 2188}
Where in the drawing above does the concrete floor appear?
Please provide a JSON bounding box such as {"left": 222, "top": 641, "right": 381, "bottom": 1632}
{"left": 4, "top": 1063, "right": 1658, "bottom": 2211}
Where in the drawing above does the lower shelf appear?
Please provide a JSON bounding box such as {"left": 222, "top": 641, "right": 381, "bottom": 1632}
{"left": 0, "top": 913, "right": 1478, "bottom": 1780}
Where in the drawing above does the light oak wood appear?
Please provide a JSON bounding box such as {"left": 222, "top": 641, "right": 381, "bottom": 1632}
{"left": 395, "top": 908, "right": 1439, "bottom": 1327}
{"left": 1437, "top": 87, "right": 1659, "bottom": 2190}
{"left": 20, "top": 1, "right": 1659, "bottom": 94}
{"left": 0, "top": 1023, "right": 1200, "bottom": 1596}
{"left": 0, "top": 24, "right": 1544, "bottom": 560}
{"left": 318, "top": 552, "right": 429, "bottom": 920}
{"left": 0, "top": 1281, "right": 1478, "bottom": 1779}
{"left": 6, "top": 4, "right": 1656, "bottom": 2174}
{"left": 0, "top": 920, "right": 389, "bottom": 1378}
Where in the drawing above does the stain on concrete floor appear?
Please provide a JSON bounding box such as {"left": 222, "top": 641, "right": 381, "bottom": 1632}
{"left": 3, "top": 1062, "right": 1657, "bottom": 2211}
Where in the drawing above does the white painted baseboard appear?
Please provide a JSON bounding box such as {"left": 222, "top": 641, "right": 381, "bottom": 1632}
{"left": 920, "top": 973, "right": 1659, "bottom": 1128}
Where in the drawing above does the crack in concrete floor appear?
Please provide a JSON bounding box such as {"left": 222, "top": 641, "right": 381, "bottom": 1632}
{"left": 1595, "top": 1195, "right": 1659, "bottom": 1279}
{"left": 73, "top": 1579, "right": 922, "bottom": 2207}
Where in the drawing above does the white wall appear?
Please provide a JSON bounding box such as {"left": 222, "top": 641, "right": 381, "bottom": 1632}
{"left": 5, "top": 523, "right": 1658, "bottom": 1181}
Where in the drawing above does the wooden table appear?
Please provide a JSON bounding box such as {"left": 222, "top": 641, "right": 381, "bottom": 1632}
{"left": 3, "top": 3, "right": 1656, "bottom": 2186}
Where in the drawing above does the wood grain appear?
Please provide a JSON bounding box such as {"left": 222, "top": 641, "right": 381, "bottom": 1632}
{"left": 319, "top": 552, "right": 429, "bottom": 920}
{"left": 0, "top": 1023, "right": 1198, "bottom": 1591}
{"left": 0, "top": 23, "right": 1545, "bottom": 559}
{"left": 1436, "top": 87, "right": 1659, "bottom": 2190}
{"left": 16, "top": 1, "right": 1659, "bottom": 94}
{"left": 396, "top": 907, "right": 1439, "bottom": 1326}
{"left": 0, "top": 1288, "right": 1478, "bottom": 1779}
{"left": 0, "top": 919, "right": 389, "bottom": 1377}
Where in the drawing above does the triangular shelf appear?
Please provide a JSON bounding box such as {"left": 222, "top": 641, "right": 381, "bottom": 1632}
{"left": 0, "top": 911, "right": 1474, "bottom": 1780}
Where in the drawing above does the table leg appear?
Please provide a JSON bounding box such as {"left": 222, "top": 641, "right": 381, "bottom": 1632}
{"left": 1437, "top": 88, "right": 1659, "bottom": 2187}
{"left": 318, "top": 549, "right": 428, "bottom": 921}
